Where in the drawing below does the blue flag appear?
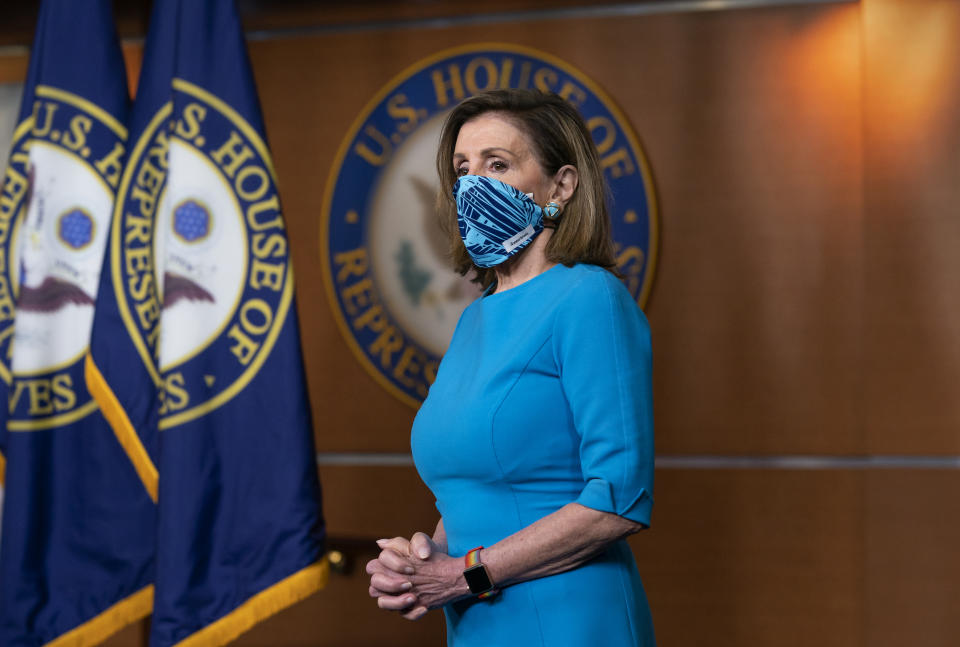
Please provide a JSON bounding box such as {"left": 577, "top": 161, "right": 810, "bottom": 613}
{"left": 0, "top": 0, "right": 157, "bottom": 643}
{"left": 87, "top": 0, "right": 328, "bottom": 643}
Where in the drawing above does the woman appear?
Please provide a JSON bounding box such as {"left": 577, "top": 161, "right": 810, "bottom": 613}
{"left": 366, "top": 89, "right": 655, "bottom": 646}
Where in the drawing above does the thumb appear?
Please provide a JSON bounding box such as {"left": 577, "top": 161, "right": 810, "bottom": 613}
{"left": 410, "top": 531, "right": 437, "bottom": 560}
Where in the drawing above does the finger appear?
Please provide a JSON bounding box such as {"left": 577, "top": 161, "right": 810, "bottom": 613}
{"left": 377, "top": 593, "right": 417, "bottom": 611}
{"left": 376, "top": 537, "right": 411, "bottom": 554}
{"left": 365, "top": 557, "right": 399, "bottom": 577}
{"left": 365, "top": 558, "right": 385, "bottom": 576}
{"left": 376, "top": 536, "right": 408, "bottom": 546}
{"left": 369, "top": 585, "right": 381, "bottom": 598}
{"left": 370, "top": 572, "right": 412, "bottom": 594}
{"left": 366, "top": 556, "right": 406, "bottom": 579}
{"left": 378, "top": 549, "right": 415, "bottom": 575}
{"left": 402, "top": 606, "right": 429, "bottom": 621}
{"left": 409, "top": 532, "right": 434, "bottom": 560}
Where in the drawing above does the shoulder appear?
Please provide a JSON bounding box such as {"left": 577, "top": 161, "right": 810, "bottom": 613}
{"left": 551, "top": 265, "right": 652, "bottom": 380}
{"left": 453, "top": 293, "right": 485, "bottom": 331}
{"left": 561, "top": 263, "right": 626, "bottom": 294}
{"left": 555, "top": 264, "right": 649, "bottom": 327}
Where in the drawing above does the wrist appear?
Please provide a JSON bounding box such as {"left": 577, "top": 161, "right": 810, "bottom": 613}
{"left": 462, "top": 546, "right": 499, "bottom": 599}
{"left": 451, "top": 555, "right": 472, "bottom": 599}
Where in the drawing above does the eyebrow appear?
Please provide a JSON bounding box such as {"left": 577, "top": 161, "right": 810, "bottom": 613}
{"left": 453, "top": 147, "right": 516, "bottom": 161}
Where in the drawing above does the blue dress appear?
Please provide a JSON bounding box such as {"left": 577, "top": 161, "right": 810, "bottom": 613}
{"left": 411, "top": 263, "right": 656, "bottom": 646}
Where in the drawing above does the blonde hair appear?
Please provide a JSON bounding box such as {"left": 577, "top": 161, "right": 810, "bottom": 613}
{"left": 436, "top": 89, "right": 617, "bottom": 287}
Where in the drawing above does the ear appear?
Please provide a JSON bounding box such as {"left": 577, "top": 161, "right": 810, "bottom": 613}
{"left": 550, "top": 164, "right": 579, "bottom": 206}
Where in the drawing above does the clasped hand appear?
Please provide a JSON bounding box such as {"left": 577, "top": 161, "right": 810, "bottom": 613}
{"left": 365, "top": 532, "right": 468, "bottom": 620}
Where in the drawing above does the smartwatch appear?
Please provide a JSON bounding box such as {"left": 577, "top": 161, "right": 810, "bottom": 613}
{"left": 463, "top": 546, "right": 498, "bottom": 599}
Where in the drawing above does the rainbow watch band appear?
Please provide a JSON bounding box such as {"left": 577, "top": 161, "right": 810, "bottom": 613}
{"left": 464, "top": 547, "right": 484, "bottom": 568}
{"left": 464, "top": 546, "right": 498, "bottom": 599}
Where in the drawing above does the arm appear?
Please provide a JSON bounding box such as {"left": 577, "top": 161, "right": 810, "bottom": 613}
{"left": 480, "top": 502, "right": 642, "bottom": 587}
{"left": 372, "top": 503, "right": 643, "bottom": 619}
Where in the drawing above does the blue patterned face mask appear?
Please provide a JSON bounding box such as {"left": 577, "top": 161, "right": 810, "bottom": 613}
{"left": 453, "top": 174, "right": 544, "bottom": 268}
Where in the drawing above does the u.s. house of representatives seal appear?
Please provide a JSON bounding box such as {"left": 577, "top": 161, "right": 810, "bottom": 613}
{"left": 0, "top": 86, "right": 127, "bottom": 430}
{"left": 322, "top": 43, "right": 658, "bottom": 408}
{"left": 113, "top": 78, "right": 292, "bottom": 429}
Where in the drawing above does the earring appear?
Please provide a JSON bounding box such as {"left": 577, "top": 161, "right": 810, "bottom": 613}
{"left": 543, "top": 201, "right": 562, "bottom": 219}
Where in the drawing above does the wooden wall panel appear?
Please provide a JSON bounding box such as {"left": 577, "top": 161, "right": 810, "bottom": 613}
{"left": 236, "top": 0, "right": 644, "bottom": 33}
{"left": 0, "top": 54, "right": 27, "bottom": 83}
{"left": 865, "top": 470, "right": 960, "bottom": 647}
{"left": 632, "top": 469, "right": 863, "bottom": 647}
{"left": 598, "top": 6, "right": 864, "bottom": 455}
{"left": 253, "top": 3, "right": 866, "bottom": 454}
{"left": 320, "top": 464, "right": 438, "bottom": 539}
{"left": 861, "top": 0, "right": 960, "bottom": 454}
{"left": 0, "top": 1, "right": 651, "bottom": 47}
{"left": 101, "top": 621, "right": 147, "bottom": 647}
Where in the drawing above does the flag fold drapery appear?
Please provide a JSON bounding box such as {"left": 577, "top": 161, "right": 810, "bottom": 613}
{"left": 0, "top": 1, "right": 156, "bottom": 644}
{"left": 88, "top": 0, "right": 327, "bottom": 644}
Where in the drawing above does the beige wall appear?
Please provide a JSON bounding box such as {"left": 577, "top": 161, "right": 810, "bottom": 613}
{"left": 3, "top": 1, "right": 958, "bottom": 645}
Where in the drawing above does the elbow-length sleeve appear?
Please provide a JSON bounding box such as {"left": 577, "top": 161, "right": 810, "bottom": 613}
{"left": 554, "top": 269, "right": 654, "bottom": 527}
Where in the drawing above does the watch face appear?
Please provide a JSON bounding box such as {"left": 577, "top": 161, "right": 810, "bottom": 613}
{"left": 463, "top": 563, "right": 493, "bottom": 594}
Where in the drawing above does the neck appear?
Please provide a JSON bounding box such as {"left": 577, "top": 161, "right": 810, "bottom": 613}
{"left": 492, "top": 229, "right": 556, "bottom": 294}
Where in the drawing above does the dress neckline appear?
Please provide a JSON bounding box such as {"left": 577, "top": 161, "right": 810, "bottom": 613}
{"left": 482, "top": 263, "right": 567, "bottom": 300}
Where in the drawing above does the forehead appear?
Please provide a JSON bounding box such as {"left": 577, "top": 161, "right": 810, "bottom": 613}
{"left": 454, "top": 112, "right": 531, "bottom": 156}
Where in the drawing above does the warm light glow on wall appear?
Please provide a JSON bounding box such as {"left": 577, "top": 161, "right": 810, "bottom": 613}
{"left": 864, "top": 0, "right": 960, "bottom": 151}
{"left": 785, "top": 5, "right": 862, "bottom": 153}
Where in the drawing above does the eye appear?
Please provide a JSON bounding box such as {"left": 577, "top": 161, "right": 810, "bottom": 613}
{"left": 490, "top": 160, "right": 507, "bottom": 172}
{"left": 455, "top": 164, "right": 469, "bottom": 177}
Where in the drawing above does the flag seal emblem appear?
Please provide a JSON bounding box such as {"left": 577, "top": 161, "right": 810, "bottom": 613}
{"left": 110, "top": 78, "right": 293, "bottom": 429}
{"left": 58, "top": 208, "right": 95, "bottom": 250}
{"left": 0, "top": 85, "right": 126, "bottom": 430}
{"left": 321, "top": 43, "right": 659, "bottom": 408}
{"left": 172, "top": 198, "right": 212, "bottom": 243}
